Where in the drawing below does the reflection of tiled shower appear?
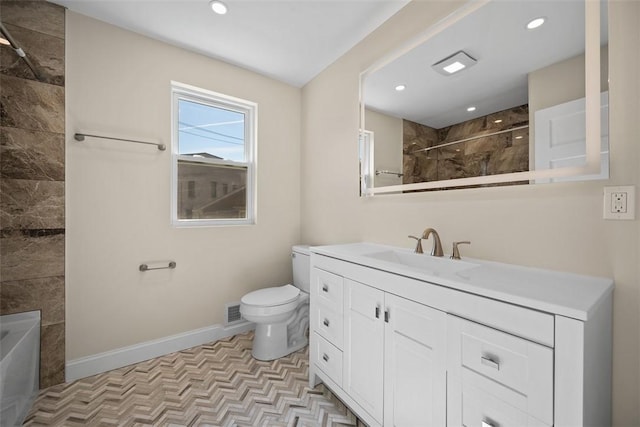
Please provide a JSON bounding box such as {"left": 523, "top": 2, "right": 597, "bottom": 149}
{"left": 402, "top": 105, "right": 529, "bottom": 184}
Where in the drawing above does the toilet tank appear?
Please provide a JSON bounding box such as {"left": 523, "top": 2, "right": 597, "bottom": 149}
{"left": 292, "top": 245, "right": 311, "bottom": 293}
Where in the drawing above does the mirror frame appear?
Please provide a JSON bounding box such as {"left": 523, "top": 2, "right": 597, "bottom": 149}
{"left": 359, "top": 0, "right": 604, "bottom": 195}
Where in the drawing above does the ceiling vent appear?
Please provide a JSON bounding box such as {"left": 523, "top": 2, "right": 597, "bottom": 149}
{"left": 432, "top": 50, "right": 477, "bottom": 76}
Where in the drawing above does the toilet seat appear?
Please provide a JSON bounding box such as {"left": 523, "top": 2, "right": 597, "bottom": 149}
{"left": 241, "top": 284, "right": 300, "bottom": 307}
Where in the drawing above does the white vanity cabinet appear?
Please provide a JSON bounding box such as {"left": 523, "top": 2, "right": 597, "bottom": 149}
{"left": 446, "top": 315, "right": 554, "bottom": 426}
{"left": 383, "top": 291, "right": 447, "bottom": 426}
{"left": 310, "top": 268, "right": 344, "bottom": 387}
{"left": 343, "top": 279, "right": 385, "bottom": 422}
{"left": 343, "top": 279, "right": 447, "bottom": 426}
{"left": 308, "top": 243, "right": 613, "bottom": 427}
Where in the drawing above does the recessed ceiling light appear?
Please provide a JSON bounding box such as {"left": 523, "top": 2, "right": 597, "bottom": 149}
{"left": 526, "top": 17, "right": 546, "bottom": 30}
{"left": 210, "top": 0, "right": 228, "bottom": 15}
{"left": 494, "top": 119, "right": 503, "bottom": 123}
{"left": 432, "top": 51, "right": 477, "bottom": 76}
{"left": 395, "top": 84, "right": 406, "bottom": 91}
{"left": 0, "top": 37, "right": 9, "bottom": 46}
{"left": 467, "top": 106, "right": 476, "bottom": 112}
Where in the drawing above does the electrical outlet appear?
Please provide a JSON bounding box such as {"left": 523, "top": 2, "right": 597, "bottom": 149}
{"left": 603, "top": 186, "right": 635, "bottom": 220}
{"left": 611, "top": 192, "right": 627, "bottom": 213}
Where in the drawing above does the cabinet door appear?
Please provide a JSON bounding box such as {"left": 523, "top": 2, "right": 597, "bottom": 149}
{"left": 344, "top": 279, "right": 385, "bottom": 424}
{"left": 384, "top": 294, "right": 447, "bottom": 427}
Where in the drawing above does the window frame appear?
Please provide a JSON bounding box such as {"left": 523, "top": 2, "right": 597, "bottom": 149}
{"left": 171, "top": 81, "right": 257, "bottom": 227}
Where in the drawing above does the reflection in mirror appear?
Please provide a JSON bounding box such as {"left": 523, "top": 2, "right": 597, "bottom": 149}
{"left": 360, "top": 0, "right": 609, "bottom": 195}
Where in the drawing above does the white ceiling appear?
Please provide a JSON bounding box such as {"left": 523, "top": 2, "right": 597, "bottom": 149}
{"left": 49, "top": 0, "right": 410, "bottom": 87}
{"left": 364, "top": 0, "right": 607, "bottom": 129}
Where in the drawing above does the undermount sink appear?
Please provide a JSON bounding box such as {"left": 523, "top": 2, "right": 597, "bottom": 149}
{"left": 364, "top": 250, "right": 478, "bottom": 276}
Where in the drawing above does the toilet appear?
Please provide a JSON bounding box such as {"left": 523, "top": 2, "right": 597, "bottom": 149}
{"left": 240, "top": 245, "right": 310, "bottom": 361}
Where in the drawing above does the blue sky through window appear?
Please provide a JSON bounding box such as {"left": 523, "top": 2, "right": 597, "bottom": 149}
{"left": 178, "top": 99, "right": 245, "bottom": 162}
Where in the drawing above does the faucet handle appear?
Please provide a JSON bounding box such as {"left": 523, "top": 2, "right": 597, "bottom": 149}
{"left": 408, "top": 235, "right": 423, "bottom": 254}
{"left": 451, "top": 241, "right": 471, "bottom": 260}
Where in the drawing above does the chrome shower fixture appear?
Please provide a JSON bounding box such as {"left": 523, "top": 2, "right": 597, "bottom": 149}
{"left": 0, "top": 22, "right": 42, "bottom": 81}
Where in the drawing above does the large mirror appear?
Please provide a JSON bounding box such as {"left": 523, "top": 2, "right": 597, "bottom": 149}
{"left": 360, "top": 0, "right": 609, "bottom": 195}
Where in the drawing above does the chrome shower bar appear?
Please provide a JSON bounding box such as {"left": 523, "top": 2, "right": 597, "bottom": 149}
{"left": 411, "top": 124, "right": 529, "bottom": 154}
{"left": 376, "top": 170, "right": 403, "bottom": 177}
{"left": 74, "top": 133, "right": 166, "bottom": 151}
{"left": 139, "top": 261, "right": 176, "bottom": 272}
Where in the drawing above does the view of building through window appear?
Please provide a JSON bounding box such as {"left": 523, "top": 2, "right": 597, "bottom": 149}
{"left": 176, "top": 97, "right": 250, "bottom": 221}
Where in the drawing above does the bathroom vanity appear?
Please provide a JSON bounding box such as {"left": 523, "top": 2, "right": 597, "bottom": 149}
{"left": 308, "top": 243, "right": 613, "bottom": 427}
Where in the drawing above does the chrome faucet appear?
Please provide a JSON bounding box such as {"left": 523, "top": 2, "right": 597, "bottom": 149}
{"left": 421, "top": 228, "right": 444, "bottom": 257}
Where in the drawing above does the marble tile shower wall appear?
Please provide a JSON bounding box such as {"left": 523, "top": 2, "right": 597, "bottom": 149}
{"left": 0, "top": 0, "right": 66, "bottom": 388}
{"left": 403, "top": 105, "right": 529, "bottom": 184}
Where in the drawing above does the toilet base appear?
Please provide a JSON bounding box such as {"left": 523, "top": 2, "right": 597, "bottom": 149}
{"left": 250, "top": 300, "right": 309, "bottom": 361}
{"left": 251, "top": 323, "right": 308, "bottom": 361}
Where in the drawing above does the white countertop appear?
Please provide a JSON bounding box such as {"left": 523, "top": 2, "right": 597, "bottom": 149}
{"left": 311, "top": 242, "right": 613, "bottom": 321}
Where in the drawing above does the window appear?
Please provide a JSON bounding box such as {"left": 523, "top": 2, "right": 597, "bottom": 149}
{"left": 210, "top": 181, "right": 217, "bottom": 199}
{"left": 171, "top": 82, "right": 257, "bottom": 226}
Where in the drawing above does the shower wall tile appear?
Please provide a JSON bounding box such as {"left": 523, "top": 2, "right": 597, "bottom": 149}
{"left": 40, "top": 322, "right": 65, "bottom": 388}
{"left": 0, "top": 276, "right": 65, "bottom": 326}
{"left": 490, "top": 144, "right": 529, "bottom": 174}
{"left": 439, "top": 105, "right": 529, "bottom": 144}
{"left": 403, "top": 120, "right": 438, "bottom": 184}
{"left": 0, "top": 1, "right": 65, "bottom": 39}
{"left": 0, "top": 0, "right": 66, "bottom": 388}
{"left": 402, "top": 120, "right": 438, "bottom": 151}
{"left": 0, "top": 232, "right": 65, "bottom": 282}
{"left": 0, "top": 127, "right": 65, "bottom": 181}
{"left": 0, "top": 23, "right": 65, "bottom": 86}
{"left": 403, "top": 153, "right": 438, "bottom": 184}
{"left": 403, "top": 105, "right": 530, "bottom": 184}
{"left": 0, "top": 179, "right": 64, "bottom": 230}
{"left": 0, "top": 74, "right": 64, "bottom": 133}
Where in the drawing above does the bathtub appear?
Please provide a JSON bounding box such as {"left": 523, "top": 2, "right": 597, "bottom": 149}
{"left": 0, "top": 311, "right": 40, "bottom": 427}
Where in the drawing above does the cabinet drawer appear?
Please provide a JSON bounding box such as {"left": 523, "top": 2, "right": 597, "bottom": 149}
{"left": 312, "top": 268, "right": 344, "bottom": 312}
{"left": 313, "top": 333, "right": 343, "bottom": 386}
{"left": 313, "top": 304, "right": 344, "bottom": 348}
{"left": 461, "top": 382, "right": 551, "bottom": 427}
{"left": 448, "top": 315, "right": 553, "bottom": 425}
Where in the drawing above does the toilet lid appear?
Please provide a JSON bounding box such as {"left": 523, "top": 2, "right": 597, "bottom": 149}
{"left": 241, "top": 284, "right": 300, "bottom": 307}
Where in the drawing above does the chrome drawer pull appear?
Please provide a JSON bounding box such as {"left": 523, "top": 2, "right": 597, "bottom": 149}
{"left": 322, "top": 353, "right": 329, "bottom": 362}
{"left": 482, "top": 420, "right": 496, "bottom": 427}
{"left": 481, "top": 356, "right": 500, "bottom": 371}
{"left": 323, "top": 318, "right": 330, "bottom": 327}
{"left": 322, "top": 284, "right": 329, "bottom": 292}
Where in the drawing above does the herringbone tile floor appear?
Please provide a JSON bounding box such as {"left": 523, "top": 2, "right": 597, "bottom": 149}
{"left": 24, "top": 332, "right": 364, "bottom": 427}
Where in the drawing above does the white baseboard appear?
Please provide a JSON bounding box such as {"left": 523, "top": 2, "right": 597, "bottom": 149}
{"left": 66, "top": 321, "right": 254, "bottom": 382}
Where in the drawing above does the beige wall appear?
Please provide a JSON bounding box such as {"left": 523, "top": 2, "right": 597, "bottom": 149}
{"left": 301, "top": 1, "right": 639, "bottom": 425}
{"left": 528, "top": 46, "right": 610, "bottom": 156}
{"left": 66, "top": 12, "right": 301, "bottom": 359}
{"left": 364, "top": 108, "right": 403, "bottom": 186}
